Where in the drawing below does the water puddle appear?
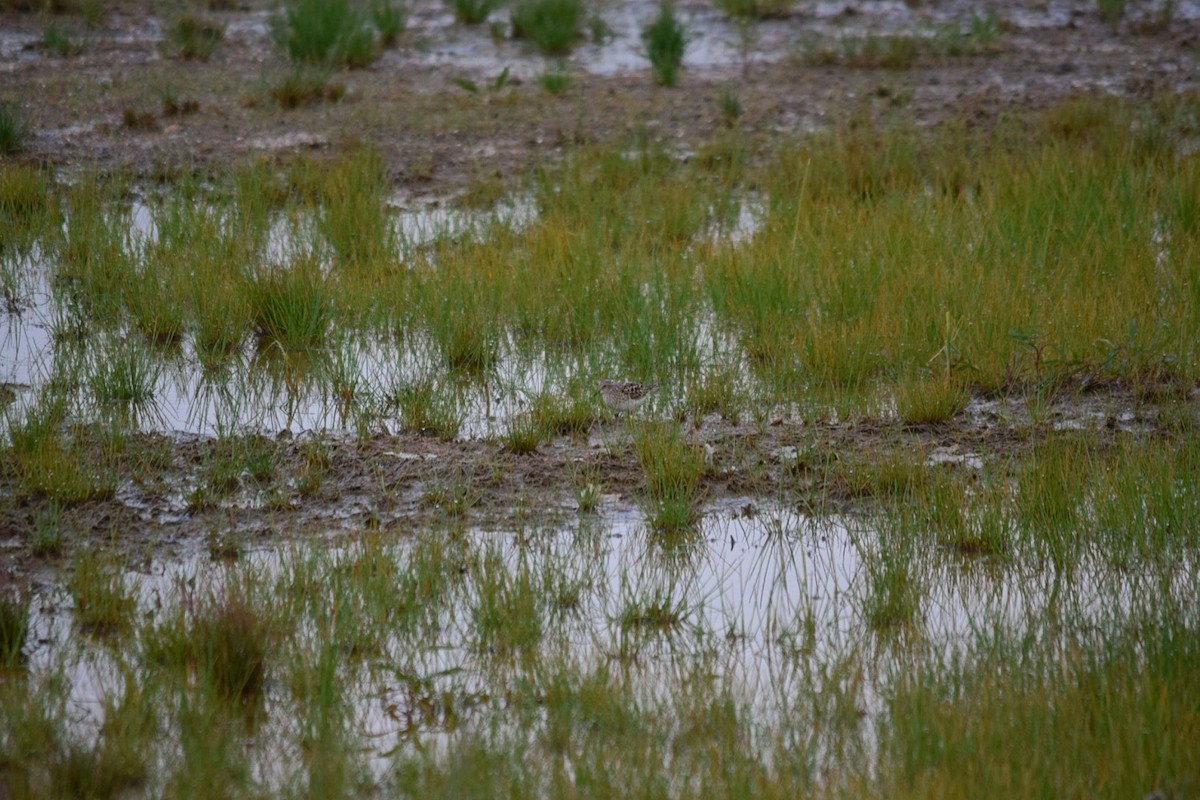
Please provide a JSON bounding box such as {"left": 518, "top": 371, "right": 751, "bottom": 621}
{"left": 0, "top": 189, "right": 762, "bottom": 440}
{"left": 17, "top": 499, "right": 1192, "bottom": 787}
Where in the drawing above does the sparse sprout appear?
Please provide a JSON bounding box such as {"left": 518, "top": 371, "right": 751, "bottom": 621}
{"left": 540, "top": 61, "right": 572, "bottom": 94}
{"left": 166, "top": 15, "right": 224, "bottom": 61}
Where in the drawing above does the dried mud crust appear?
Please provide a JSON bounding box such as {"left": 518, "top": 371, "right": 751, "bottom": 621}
{"left": 1, "top": 1, "right": 1197, "bottom": 195}
{"left": 1, "top": 387, "right": 1196, "bottom": 592}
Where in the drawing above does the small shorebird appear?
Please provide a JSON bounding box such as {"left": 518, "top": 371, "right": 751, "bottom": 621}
{"left": 598, "top": 380, "right": 659, "bottom": 414}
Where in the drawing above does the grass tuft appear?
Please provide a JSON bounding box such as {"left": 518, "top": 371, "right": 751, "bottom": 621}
{"left": 192, "top": 592, "right": 269, "bottom": 699}
{"left": 539, "top": 61, "right": 572, "bottom": 94}
{"left": 511, "top": 0, "right": 584, "bottom": 55}
{"left": 0, "top": 101, "right": 30, "bottom": 154}
{"left": 643, "top": 3, "right": 687, "bottom": 87}
{"left": 7, "top": 400, "right": 117, "bottom": 504}
{"left": 501, "top": 412, "right": 544, "bottom": 454}
{"left": 895, "top": 374, "right": 971, "bottom": 425}
{"left": 392, "top": 380, "right": 463, "bottom": 439}
{"left": 147, "top": 587, "right": 270, "bottom": 700}
{"left": 619, "top": 588, "right": 689, "bottom": 635}
{"left": 245, "top": 260, "right": 332, "bottom": 353}
{"left": 270, "top": 68, "right": 347, "bottom": 108}
{"left": 69, "top": 552, "right": 136, "bottom": 636}
{"left": 89, "top": 341, "right": 160, "bottom": 414}
{"left": 273, "top": 0, "right": 377, "bottom": 67}
{"left": 42, "top": 23, "right": 80, "bottom": 57}
{"left": 371, "top": 0, "right": 407, "bottom": 46}
{"left": 529, "top": 389, "right": 599, "bottom": 436}
{"left": 165, "top": 15, "right": 224, "bottom": 60}
{"left": 0, "top": 596, "right": 29, "bottom": 667}
{"left": 448, "top": 0, "right": 502, "bottom": 24}
{"left": 633, "top": 421, "right": 707, "bottom": 533}
{"left": 472, "top": 551, "right": 544, "bottom": 657}
{"left": 715, "top": 0, "right": 792, "bottom": 19}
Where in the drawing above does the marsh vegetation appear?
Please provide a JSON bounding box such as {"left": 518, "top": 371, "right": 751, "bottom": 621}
{"left": 1, "top": 0, "right": 1199, "bottom": 797}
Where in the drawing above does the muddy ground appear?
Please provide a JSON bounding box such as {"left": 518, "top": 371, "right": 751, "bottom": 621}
{"left": 2, "top": 0, "right": 1197, "bottom": 196}
{"left": 1, "top": 0, "right": 1199, "bottom": 587}
{"left": 2, "top": 383, "right": 1198, "bottom": 593}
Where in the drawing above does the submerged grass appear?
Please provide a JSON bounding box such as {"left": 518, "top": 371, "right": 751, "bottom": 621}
{"left": 69, "top": 551, "right": 136, "bottom": 636}
{"left": 14, "top": 95, "right": 1192, "bottom": 431}
{"left": 0, "top": 488, "right": 1195, "bottom": 797}
{"left": 0, "top": 596, "right": 28, "bottom": 667}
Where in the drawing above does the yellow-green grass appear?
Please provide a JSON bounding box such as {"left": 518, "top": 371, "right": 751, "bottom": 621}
{"left": 2, "top": 94, "right": 1198, "bottom": 431}
{"left": 633, "top": 420, "right": 708, "bottom": 532}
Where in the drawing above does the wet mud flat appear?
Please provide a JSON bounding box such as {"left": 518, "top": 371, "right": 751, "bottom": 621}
{"left": 1, "top": 1, "right": 1199, "bottom": 796}
{"left": 1, "top": 0, "right": 1198, "bottom": 196}
{"left": 2, "top": 383, "right": 1194, "bottom": 586}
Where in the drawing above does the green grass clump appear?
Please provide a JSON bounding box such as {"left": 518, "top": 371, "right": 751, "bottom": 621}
{"left": 125, "top": 270, "right": 187, "bottom": 346}
{"left": 894, "top": 374, "right": 971, "bottom": 425}
{"left": 7, "top": 401, "right": 117, "bottom": 504}
{"left": 42, "top": 23, "right": 80, "bottom": 57}
{"left": 0, "top": 164, "right": 56, "bottom": 245}
{"left": 270, "top": 68, "right": 347, "bottom": 108}
{"left": 430, "top": 303, "right": 501, "bottom": 376}
{"left": 371, "top": 0, "right": 407, "bottom": 46}
{"left": 1098, "top": 0, "right": 1126, "bottom": 26}
{"left": 448, "top": 0, "right": 502, "bottom": 24}
{"left": 511, "top": 0, "right": 584, "bottom": 55}
{"left": 32, "top": 504, "right": 66, "bottom": 556}
{"left": 827, "top": 453, "right": 930, "bottom": 504}
{"left": 316, "top": 146, "right": 394, "bottom": 271}
{"left": 529, "top": 388, "right": 599, "bottom": 436}
{"left": 539, "top": 61, "right": 572, "bottom": 94}
{"left": 572, "top": 466, "right": 602, "bottom": 512}
{"left": 471, "top": 552, "right": 544, "bottom": 657}
{"left": 861, "top": 532, "right": 921, "bottom": 632}
{"left": 392, "top": 381, "right": 463, "bottom": 439}
{"left": 618, "top": 589, "right": 689, "bottom": 635}
{"left": 69, "top": 552, "right": 136, "bottom": 636}
{"left": 684, "top": 364, "right": 743, "bottom": 419}
{"left": 54, "top": 179, "right": 132, "bottom": 320}
{"left": 0, "top": 596, "right": 29, "bottom": 667}
{"left": 424, "top": 473, "right": 480, "bottom": 518}
{"left": 643, "top": 3, "right": 687, "bottom": 87}
{"left": 633, "top": 422, "right": 707, "bottom": 533}
{"left": 273, "top": 0, "right": 377, "bottom": 67}
{"left": 245, "top": 261, "right": 332, "bottom": 353}
{"left": 191, "top": 592, "right": 269, "bottom": 699}
{"left": 147, "top": 588, "right": 270, "bottom": 700}
{"left": 164, "top": 15, "right": 224, "bottom": 60}
{"left": 501, "top": 412, "right": 545, "bottom": 454}
{"left": 0, "top": 101, "right": 31, "bottom": 155}
{"left": 88, "top": 342, "right": 160, "bottom": 414}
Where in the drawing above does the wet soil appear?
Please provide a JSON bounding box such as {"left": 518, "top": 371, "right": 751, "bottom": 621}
{"left": 2, "top": 1, "right": 1199, "bottom": 587}
{"left": 2, "top": 0, "right": 1197, "bottom": 198}
{"left": 2, "top": 384, "right": 1197, "bottom": 593}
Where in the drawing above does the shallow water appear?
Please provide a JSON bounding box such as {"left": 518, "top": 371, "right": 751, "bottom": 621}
{"left": 21, "top": 497, "right": 1194, "bottom": 787}
{"left": 1, "top": 186, "right": 767, "bottom": 440}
